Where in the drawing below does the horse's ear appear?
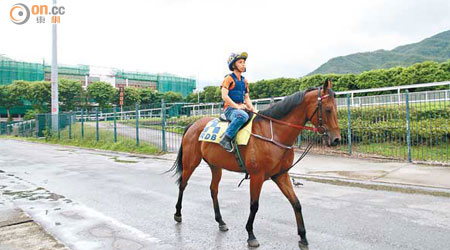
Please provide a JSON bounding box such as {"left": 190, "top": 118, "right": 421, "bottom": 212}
{"left": 323, "top": 78, "right": 332, "bottom": 92}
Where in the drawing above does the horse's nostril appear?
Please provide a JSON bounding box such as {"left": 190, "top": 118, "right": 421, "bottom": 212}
{"left": 332, "top": 138, "right": 340, "bottom": 146}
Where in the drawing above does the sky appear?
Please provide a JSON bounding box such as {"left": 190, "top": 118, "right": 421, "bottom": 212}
{"left": 2, "top": 0, "right": 450, "bottom": 90}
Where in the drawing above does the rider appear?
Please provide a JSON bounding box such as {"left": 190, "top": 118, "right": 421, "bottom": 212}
{"left": 219, "top": 52, "right": 256, "bottom": 152}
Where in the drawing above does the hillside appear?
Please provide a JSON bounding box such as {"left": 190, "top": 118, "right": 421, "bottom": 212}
{"left": 308, "top": 30, "right": 450, "bottom": 75}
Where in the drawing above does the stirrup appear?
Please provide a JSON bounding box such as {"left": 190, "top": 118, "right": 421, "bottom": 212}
{"left": 220, "top": 135, "right": 234, "bottom": 152}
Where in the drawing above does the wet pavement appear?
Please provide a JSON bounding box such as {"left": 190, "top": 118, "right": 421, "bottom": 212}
{"left": 1, "top": 139, "right": 450, "bottom": 250}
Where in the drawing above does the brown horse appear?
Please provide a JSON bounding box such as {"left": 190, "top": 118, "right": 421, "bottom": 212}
{"left": 168, "top": 80, "right": 341, "bottom": 248}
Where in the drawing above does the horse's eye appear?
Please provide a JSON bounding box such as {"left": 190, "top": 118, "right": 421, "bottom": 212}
{"left": 325, "top": 108, "right": 332, "bottom": 114}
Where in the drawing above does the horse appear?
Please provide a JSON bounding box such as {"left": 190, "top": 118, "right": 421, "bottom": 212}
{"left": 167, "top": 79, "right": 341, "bottom": 248}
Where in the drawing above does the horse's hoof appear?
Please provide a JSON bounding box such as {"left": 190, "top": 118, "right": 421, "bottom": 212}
{"left": 174, "top": 214, "right": 182, "bottom": 223}
{"left": 247, "top": 239, "right": 260, "bottom": 248}
{"left": 299, "top": 240, "right": 309, "bottom": 249}
{"left": 219, "top": 224, "right": 229, "bottom": 231}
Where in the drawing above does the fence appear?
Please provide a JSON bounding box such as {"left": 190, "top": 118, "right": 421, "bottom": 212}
{"left": 0, "top": 119, "right": 37, "bottom": 137}
{"left": 1, "top": 87, "right": 449, "bottom": 164}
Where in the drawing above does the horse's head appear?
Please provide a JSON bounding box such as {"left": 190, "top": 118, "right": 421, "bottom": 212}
{"left": 306, "top": 79, "right": 341, "bottom": 146}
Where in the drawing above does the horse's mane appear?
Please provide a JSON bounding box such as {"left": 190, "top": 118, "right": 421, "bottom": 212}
{"left": 255, "top": 88, "right": 316, "bottom": 121}
{"left": 255, "top": 87, "right": 335, "bottom": 121}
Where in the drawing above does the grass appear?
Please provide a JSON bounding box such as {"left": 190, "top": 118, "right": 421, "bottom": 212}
{"left": 337, "top": 141, "right": 449, "bottom": 162}
{"left": 0, "top": 123, "right": 162, "bottom": 155}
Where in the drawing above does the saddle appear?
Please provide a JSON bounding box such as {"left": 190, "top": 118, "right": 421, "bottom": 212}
{"left": 199, "top": 110, "right": 257, "bottom": 186}
{"left": 198, "top": 111, "right": 256, "bottom": 146}
{"left": 219, "top": 110, "right": 253, "bottom": 128}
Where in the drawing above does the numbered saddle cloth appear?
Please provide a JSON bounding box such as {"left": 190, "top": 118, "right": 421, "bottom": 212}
{"left": 198, "top": 114, "right": 256, "bottom": 146}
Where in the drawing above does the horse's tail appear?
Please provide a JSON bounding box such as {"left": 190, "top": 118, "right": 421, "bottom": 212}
{"left": 165, "top": 123, "right": 194, "bottom": 186}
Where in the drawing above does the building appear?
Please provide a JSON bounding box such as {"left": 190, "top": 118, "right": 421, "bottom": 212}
{"left": 0, "top": 56, "right": 196, "bottom": 96}
{"left": 0, "top": 55, "right": 196, "bottom": 119}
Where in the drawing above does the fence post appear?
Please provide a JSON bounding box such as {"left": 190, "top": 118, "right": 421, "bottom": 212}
{"left": 81, "top": 109, "right": 84, "bottom": 139}
{"left": 162, "top": 99, "right": 167, "bottom": 152}
{"left": 57, "top": 113, "right": 61, "bottom": 140}
{"left": 113, "top": 106, "right": 117, "bottom": 143}
{"left": 69, "top": 112, "right": 72, "bottom": 139}
{"left": 405, "top": 90, "right": 411, "bottom": 162}
{"left": 136, "top": 103, "right": 140, "bottom": 146}
{"left": 347, "top": 94, "right": 352, "bottom": 155}
{"left": 96, "top": 108, "right": 99, "bottom": 142}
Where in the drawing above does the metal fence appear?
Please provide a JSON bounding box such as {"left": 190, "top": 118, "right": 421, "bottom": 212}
{"left": 0, "top": 119, "right": 36, "bottom": 137}
{"left": 1, "top": 87, "right": 449, "bottom": 164}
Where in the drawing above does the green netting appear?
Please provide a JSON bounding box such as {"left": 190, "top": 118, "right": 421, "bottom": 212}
{"left": 0, "top": 59, "right": 45, "bottom": 85}
{"left": 44, "top": 64, "right": 89, "bottom": 76}
{"left": 115, "top": 71, "right": 196, "bottom": 97}
{"left": 1, "top": 57, "right": 195, "bottom": 97}
{"left": 0, "top": 105, "right": 33, "bottom": 116}
{"left": 157, "top": 74, "right": 196, "bottom": 97}
{"left": 114, "top": 71, "right": 158, "bottom": 81}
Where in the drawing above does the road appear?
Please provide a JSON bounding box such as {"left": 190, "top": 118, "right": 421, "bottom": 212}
{"left": 1, "top": 139, "right": 449, "bottom": 250}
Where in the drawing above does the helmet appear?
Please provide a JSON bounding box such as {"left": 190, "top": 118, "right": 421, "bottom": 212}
{"left": 227, "top": 52, "right": 248, "bottom": 71}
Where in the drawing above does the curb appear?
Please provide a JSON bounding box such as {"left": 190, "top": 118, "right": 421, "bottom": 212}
{"left": 290, "top": 173, "right": 450, "bottom": 197}
{"left": 3, "top": 138, "right": 450, "bottom": 195}
{"left": 0, "top": 202, "right": 69, "bottom": 250}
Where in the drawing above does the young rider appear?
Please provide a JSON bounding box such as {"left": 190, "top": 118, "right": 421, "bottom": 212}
{"left": 219, "top": 52, "right": 256, "bottom": 152}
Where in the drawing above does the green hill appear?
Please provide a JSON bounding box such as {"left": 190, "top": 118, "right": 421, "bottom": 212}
{"left": 308, "top": 30, "right": 450, "bottom": 75}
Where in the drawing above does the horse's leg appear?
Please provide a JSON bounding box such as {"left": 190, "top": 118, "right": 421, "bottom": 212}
{"left": 174, "top": 142, "right": 202, "bottom": 223}
{"left": 209, "top": 165, "right": 228, "bottom": 231}
{"left": 246, "top": 174, "right": 265, "bottom": 247}
{"left": 272, "top": 173, "right": 308, "bottom": 249}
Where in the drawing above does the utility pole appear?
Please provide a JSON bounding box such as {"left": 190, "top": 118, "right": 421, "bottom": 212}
{"left": 51, "top": 0, "right": 59, "bottom": 131}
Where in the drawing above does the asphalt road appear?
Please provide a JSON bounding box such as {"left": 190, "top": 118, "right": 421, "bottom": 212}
{"left": 1, "top": 139, "right": 449, "bottom": 250}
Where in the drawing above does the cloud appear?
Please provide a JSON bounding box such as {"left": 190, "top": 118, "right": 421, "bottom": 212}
{"left": 2, "top": 0, "right": 449, "bottom": 90}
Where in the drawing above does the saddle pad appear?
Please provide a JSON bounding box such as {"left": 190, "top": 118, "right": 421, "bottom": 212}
{"left": 199, "top": 114, "right": 256, "bottom": 145}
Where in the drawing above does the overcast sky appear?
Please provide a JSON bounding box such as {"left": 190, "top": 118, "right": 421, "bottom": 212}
{"left": 2, "top": 0, "right": 450, "bottom": 89}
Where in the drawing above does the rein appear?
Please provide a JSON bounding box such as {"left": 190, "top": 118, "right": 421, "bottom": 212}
{"left": 248, "top": 88, "right": 330, "bottom": 149}
{"left": 236, "top": 87, "right": 331, "bottom": 186}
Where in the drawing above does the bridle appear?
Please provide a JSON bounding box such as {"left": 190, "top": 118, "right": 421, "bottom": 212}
{"left": 249, "top": 87, "right": 330, "bottom": 149}
{"left": 237, "top": 87, "right": 332, "bottom": 185}
{"left": 306, "top": 86, "right": 329, "bottom": 136}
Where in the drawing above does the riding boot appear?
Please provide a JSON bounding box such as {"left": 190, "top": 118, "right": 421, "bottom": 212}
{"left": 220, "top": 134, "right": 234, "bottom": 152}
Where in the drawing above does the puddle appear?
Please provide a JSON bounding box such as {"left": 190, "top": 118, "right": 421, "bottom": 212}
{"left": 56, "top": 149, "right": 76, "bottom": 152}
{"left": 308, "top": 170, "right": 388, "bottom": 180}
{"left": 2, "top": 187, "right": 66, "bottom": 201}
{"left": 110, "top": 156, "right": 138, "bottom": 164}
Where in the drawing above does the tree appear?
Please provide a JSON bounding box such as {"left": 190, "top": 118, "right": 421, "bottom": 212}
{"left": 185, "top": 92, "right": 200, "bottom": 103}
{"left": 28, "top": 81, "right": 51, "bottom": 113}
{"left": 117, "top": 87, "right": 141, "bottom": 107}
{"left": 0, "top": 86, "right": 12, "bottom": 120}
{"left": 87, "top": 81, "right": 115, "bottom": 108}
{"left": 163, "top": 91, "right": 183, "bottom": 103}
{"left": 59, "top": 79, "right": 83, "bottom": 111}
{"left": 0, "top": 81, "right": 29, "bottom": 121}
{"left": 139, "top": 88, "right": 155, "bottom": 105}
{"left": 202, "top": 86, "right": 221, "bottom": 102}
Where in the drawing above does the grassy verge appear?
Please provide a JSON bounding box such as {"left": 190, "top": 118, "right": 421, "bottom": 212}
{"left": 337, "top": 142, "right": 449, "bottom": 162}
{"left": 0, "top": 123, "right": 162, "bottom": 155}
